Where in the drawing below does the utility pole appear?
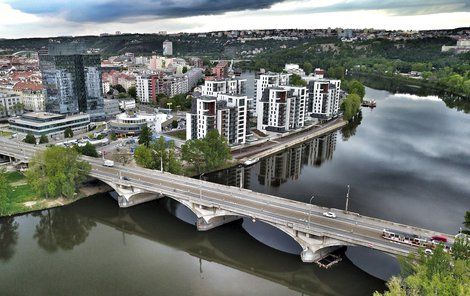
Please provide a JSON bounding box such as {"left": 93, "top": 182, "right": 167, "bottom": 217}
{"left": 345, "top": 184, "right": 350, "bottom": 212}
{"left": 308, "top": 195, "right": 315, "bottom": 229}
{"left": 160, "top": 155, "right": 163, "bottom": 173}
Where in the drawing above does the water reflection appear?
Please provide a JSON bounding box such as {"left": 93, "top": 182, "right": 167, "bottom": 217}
{"left": 210, "top": 133, "right": 338, "bottom": 189}
{"left": 340, "top": 110, "right": 363, "bottom": 141}
{"left": 0, "top": 217, "right": 18, "bottom": 262}
{"left": 352, "top": 74, "right": 470, "bottom": 113}
{"left": 33, "top": 208, "right": 96, "bottom": 252}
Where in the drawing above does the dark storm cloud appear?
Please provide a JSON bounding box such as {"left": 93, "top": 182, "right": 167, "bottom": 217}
{"left": 6, "top": 0, "right": 286, "bottom": 22}
{"left": 5, "top": 0, "right": 469, "bottom": 23}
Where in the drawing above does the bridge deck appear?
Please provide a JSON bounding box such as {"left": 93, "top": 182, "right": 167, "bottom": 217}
{"left": 0, "top": 138, "right": 454, "bottom": 257}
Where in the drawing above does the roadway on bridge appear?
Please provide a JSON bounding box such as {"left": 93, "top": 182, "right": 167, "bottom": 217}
{"left": 0, "top": 137, "right": 454, "bottom": 257}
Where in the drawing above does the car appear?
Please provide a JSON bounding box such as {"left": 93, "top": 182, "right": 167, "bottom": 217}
{"left": 323, "top": 211, "right": 336, "bottom": 218}
{"left": 424, "top": 249, "right": 433, "bottom": 255}
{"left": 122, "top": 176, "right": 131, "bottom": 181}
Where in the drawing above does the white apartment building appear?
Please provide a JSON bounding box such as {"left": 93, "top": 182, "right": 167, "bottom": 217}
{"left": 186, "top": 94, "right": 248, "bottom": 145}
{"left": 163, "top": 40, "right": 173, "bottom": 56}
{"left": 304, "top": 77, "right": 341, "bottom": 119}
{"left": 284, "top": 64, "right": 306, "bottom": 76}
{"left": 202, "top": 78, "right": 247, "bottom": 97}
{"left": 256, "top": 85, "right": 307, "bottom": 133}
{"left": 136, "top": 75, "right": 152, "bottom": 103}
{"left": 165, "top": 75, "right": 189, "bottom": 98}
{"left": 254, "top": 72, "right": 290, "bottom": 113}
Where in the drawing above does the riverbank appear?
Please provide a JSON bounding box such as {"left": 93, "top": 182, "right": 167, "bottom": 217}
{"left": 0, "top": 171, "right": 111, "bottom": 217}
{"left": 232, "top": 118, "right": 348, "bottom": 163}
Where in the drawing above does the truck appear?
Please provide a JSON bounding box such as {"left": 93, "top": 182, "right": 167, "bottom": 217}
{"left": 103, "top": 160, "right": 114, "bottom": 167}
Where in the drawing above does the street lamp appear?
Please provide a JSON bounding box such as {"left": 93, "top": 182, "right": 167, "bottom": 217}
{"left": 308, "top": 195, "right": 315, "bottom": 229}
{"left": 345, "top": 184, "right": 350, "bottom": 212}
{"left": 199, "top": 172, "right": 205, "bottom": 201}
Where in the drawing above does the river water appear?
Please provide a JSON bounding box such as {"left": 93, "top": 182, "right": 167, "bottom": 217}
{"left": 1, "top": 86, "right": 469, "bottom": 295}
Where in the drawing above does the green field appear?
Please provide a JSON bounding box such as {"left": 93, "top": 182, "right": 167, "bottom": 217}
{"left": 0, "top": 171, "right": 40, "bottom": 216}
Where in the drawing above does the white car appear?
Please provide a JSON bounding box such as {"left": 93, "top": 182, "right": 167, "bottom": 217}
{"left": 424, "top": 249, "right": 433, "bottom": 255}
{"left": 323, "top": 211, "right": 336, "bottom": 218}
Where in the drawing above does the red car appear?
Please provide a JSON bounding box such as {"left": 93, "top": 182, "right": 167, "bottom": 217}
{"left": 431, "top": 235, "right": 447, "bottom": 243}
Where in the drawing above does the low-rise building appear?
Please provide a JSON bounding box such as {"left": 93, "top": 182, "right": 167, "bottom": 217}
{"left": 109, "top": 112, "right": 171, "bottom": 135}
{"left": 118, "top": 99, "right": 136, "bottom": 110}
{"left": 8, "top": 112, "right": 90, "bottom": 138}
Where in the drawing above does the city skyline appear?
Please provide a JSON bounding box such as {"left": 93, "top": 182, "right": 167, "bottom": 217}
{"left": 1, "top": 0, "right": 469, "bottom": 39}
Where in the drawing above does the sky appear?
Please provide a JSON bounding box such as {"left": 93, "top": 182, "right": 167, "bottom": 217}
{"left": 0, "top": 0, "right": 469, "bottom": 39}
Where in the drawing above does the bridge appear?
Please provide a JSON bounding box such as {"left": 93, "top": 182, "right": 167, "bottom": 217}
{"left": 0, "top": 137, "right": 454, "bottom": 263}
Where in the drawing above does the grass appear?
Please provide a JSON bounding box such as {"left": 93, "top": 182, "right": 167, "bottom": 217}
{"left": 1, "top": 171, "right": 46, "bottom": 216}
{"left": 0, "top": 130, "right": 13, "bottom": 137}
{"left": 165, "top": 129, "right": 186, "bottom": 141}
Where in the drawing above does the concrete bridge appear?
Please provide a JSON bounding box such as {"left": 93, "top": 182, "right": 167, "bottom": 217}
{"left": 0, "top": 138, "right": 454, "bottom": 263}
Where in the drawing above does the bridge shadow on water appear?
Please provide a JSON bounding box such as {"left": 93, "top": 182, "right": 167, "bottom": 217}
{"left": 71, "top": 193, "right": 386, "bottom": 296}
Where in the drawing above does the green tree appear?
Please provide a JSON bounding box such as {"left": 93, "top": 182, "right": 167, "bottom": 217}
{"left": 348, "top": 80, "right": 366, "bottom": 100}
{"left": 328, "top": 66, "right": 345, "bottom": 79}
{"left": 39, "top": 134, "right": 49, "bottom": 144}
{"left": 74, "top": 142, "right": 98, "bottom": 157}
{"left": 182, "top": 66, "right": 188, "bottom": 74}
{"left": 26, "top": 146, "right": 91, "bottom": 199}
{"left": 290, "top": 74, "right": 307, "bottom": 87}
{"left": 127, "top": 86, "right": 137, "bottom": 99}
{"left": 64, "top": 127, "right": 74, "bottom": 138}
{"left": 0, "top": 168, "right": 12, "bottom": 215}
{"left": 24, "top": 133, "right": 36, "bottom": 144}
{"left": 463, "top": 211, "right": 470, "bottom": 235}
{"left": 138, "top": 124, "right": 152, "bottom": 147}
{"left": 167, "top": 140, "right": 182, "bottom": 174}
{"left": 118, "top": 92, "right": 128, "bottom": 99}
{"left": 181, "top": 139, "right": 205, "bottom": 174}
{"left": 302, "top": 62, "right": 313, "bottom": 75}
{"left": 171, "top": 120, "right": 178, "bottom": 129}
{"left": 109, "top": 132, "right": 117, "bottom": 141}
{"left": 341, "top": 93, "right": 362, "bottom": 121}
{"left": 134, "top": 145, "right": 156, "bottom": 169}
{"left": 112, "top": 84, "right": 126, "bottom": 93}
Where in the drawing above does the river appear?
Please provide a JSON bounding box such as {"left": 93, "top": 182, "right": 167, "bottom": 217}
{"left": 1, "top": 86, "right": 469, "bottom": 295}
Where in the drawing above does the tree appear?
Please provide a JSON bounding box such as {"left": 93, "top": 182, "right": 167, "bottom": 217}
{"left": 348, "top": 80, "right": 366, "bottom": 100}
{"left": 181, "top": 139, "right": 205, "bottom": 174}
{"left": 112, "top": 84, "right": 126, "bottom": 93}
{"left": 39, "top": 134, "right": 49, "bottom": 144}
{"left": 109, "top": 132, "right": 117, "bottom": 141}
{"left": 74, "top": 142, "right": 98, "bottom": 157}
{"left": 24, "top": 133, "right": 37, "bottom": 144}
{"left": 64, "top": 127, "right": 74, "bottom": 138}
{"left": 182, "top": 66, "right": 188, "bottom": 74}
{"left": 463, "top": 211, "right": 470, "bottom": 235}
{"left": 341, "top": 93, "right": 362, "bottom": 121}
{"left": 134, "top": 145, "right": 156, "bottom": 169}
{"left": 138, "top": 124, "right": 152, "bottom": 147}
{"left": 290, "top": 74, "right": 307, "bottom": 87}
{"left": 171, "top": 120, "right": 178, "bottom": 129}
{"left": 26, "top": 146, "right": 91, "bottom": 199}
{"left": 118, "top": 92, "right": 128, "bottom": 99}
{"left": 0, "top": 168, "right": 12, "bottom": 216}
{"left": 328, "top": 66, "right": 345, "bottom": 79}
{"left": 302, "top": 62, "right": 313, "bottom": 75}
{"left": 127, "top": 86, "right": 137, "bottom": 99}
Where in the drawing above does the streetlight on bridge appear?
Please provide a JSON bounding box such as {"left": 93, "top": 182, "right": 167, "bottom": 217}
{"left": 308, "top": 195, "right": 315, "bottom": 230}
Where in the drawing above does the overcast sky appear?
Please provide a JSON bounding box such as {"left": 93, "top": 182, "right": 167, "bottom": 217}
{"left": 1, "top": 0, "right": 469, "bottom": 39}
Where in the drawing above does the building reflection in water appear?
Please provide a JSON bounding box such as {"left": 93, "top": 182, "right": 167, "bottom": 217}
{"left": 208, "top": 132, "right": 338, "bottom": 190}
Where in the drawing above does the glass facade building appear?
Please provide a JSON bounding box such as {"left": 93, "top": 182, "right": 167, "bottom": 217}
{"left": 39, "top": 46, "right": 104, "bottom": 120}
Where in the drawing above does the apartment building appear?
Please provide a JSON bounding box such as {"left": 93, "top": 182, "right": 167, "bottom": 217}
{"left": 0, "top": 92, "right": 22, "bottom": 117}
{"left": 163, "top": 40, "right": 173, "bottom": 56}
{"left": 186, "top": 94, "right": 248, "bottom": 145}
{"left": 201, "top": 78, "right": 246, "bottom": 97}
{"left": 253, "top": 72, "right": 290, "bottom": 113}
{"left": 304, "top": 77, "right": 341, "bottom": 119}
{"left": 256, "top": 85, "right": 307, "bottom": 133}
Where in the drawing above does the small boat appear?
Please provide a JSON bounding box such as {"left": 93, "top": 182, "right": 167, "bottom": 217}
{"left": 243, "top": 158, "right": 259, "bottom": 166}
{"left": 361, "top": 99, "right": 377, "bottom": 108}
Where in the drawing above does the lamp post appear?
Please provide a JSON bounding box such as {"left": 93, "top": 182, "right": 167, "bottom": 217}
{"left": 199, "top": 172, "right": 205, "bottom": 201}
{"left": 345, "top": 184, "right": 350, "bottom": 212}
{"left": 308, "top": 195, "right": 315, "bottom": 230}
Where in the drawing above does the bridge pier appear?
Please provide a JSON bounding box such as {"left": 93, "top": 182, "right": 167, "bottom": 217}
{"left": 196, "top": 216, "right": 240, "bottom": 231}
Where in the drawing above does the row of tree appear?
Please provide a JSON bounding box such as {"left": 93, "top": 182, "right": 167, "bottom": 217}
{"left": 134, "top": 136, "right": 181, "bottom": 174}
